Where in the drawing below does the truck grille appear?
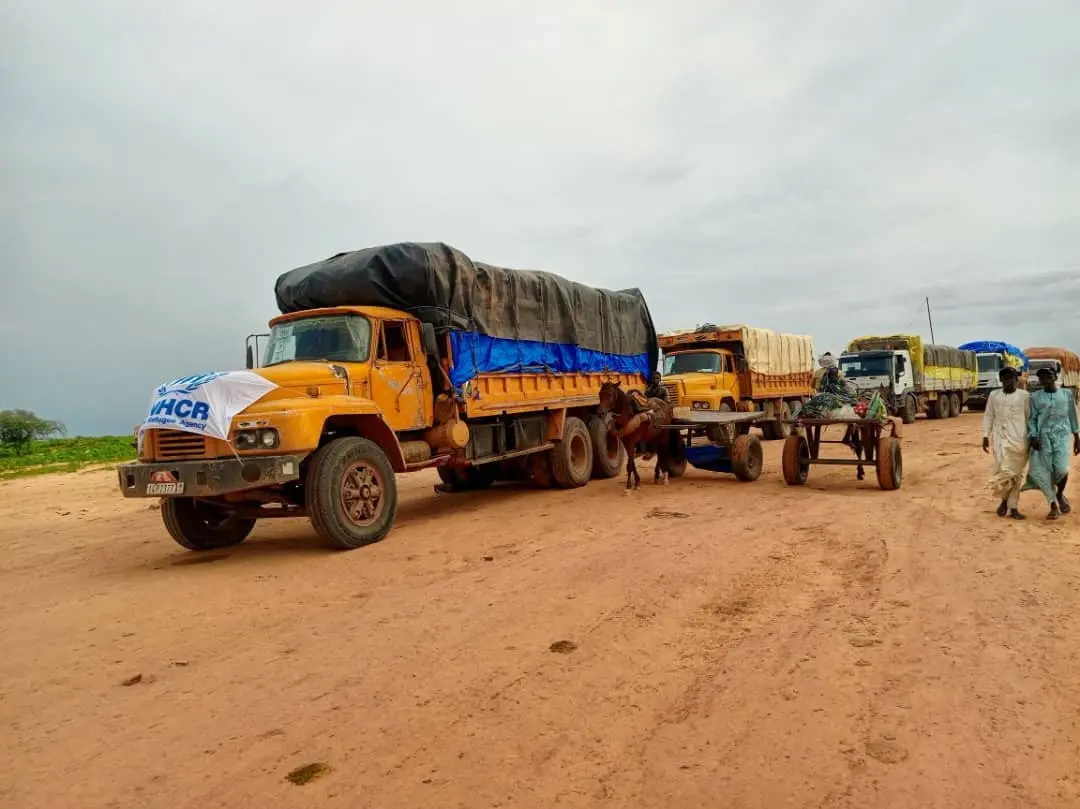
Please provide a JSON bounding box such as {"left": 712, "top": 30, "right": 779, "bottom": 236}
{"left": 662, "top": 383, "right": 681, "bottom": 403}
{"left": 155, "top": 430, "right": 208, "bottom": 460}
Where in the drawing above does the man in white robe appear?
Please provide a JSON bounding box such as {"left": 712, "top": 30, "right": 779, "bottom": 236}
{"left": 982, "top": 366, "right": 1031, "bottom": 519}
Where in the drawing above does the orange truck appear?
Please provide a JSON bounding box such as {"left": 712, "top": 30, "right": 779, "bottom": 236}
{"left": 1024, "top": 346, "right": 1080, "bottom": 404}
{"left": 118, "top": 243, "right": 657, "bottom": 551}
{"left": 657, "top": 324, "right": 815, "bottom": 441}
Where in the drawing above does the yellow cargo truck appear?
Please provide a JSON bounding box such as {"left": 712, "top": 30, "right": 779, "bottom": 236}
{"left": 658, "top": 324, "right": 815, "bottom": 441}
{"left": 118, "top": 243, "right": 657, "bottom": 551}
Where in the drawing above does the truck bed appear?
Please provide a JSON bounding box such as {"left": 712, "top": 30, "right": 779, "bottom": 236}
{"left": 462, "top": 370, "right": 648, "bottom": 418}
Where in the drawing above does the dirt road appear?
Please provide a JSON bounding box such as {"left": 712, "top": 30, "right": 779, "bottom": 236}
{"left": 2, "top": 414, "right": 1079, "bottom": 809}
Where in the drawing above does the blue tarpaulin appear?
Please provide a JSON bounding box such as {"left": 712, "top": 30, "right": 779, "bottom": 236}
{"left": 958, "top": 341, "right": 1029, "bottom": 370}
{"left": 448, "top": 331, "right": 650, "bottom": 388}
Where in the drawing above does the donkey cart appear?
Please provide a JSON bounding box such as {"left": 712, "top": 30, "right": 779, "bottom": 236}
{"left": 659, "top": 407, "right": 766, "bottom": 483}
{"left": 781, "top": 416, "right": 903, "bottom": 490}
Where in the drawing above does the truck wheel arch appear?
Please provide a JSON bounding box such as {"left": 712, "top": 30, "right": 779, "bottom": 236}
{"left": 320, "top": 415, "right": 407, "bottom": 472}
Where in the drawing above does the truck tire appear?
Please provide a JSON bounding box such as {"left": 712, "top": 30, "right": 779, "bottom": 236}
{"left": 763, "top": 401, "right": 794, "bottom": 440}
{"left": 781, "top": 435, "right": 810, "bottom": 486}
{"left": 875, "top": 437, "right": 903, "bottom": 490}
{"left": 900, "top": 395, "right": 917, "bottom": 425}
{"left": 949, "top": 393, "right": 962, "bottom": 418}
{"left": 732, "top": 433, "right": 763, "bottom": 482}
{"left": 550, "top": 417, "right": 593, "bottom": 489}
{"left": 306, "top": 437, "right": 398, "bottom": 549}
{"left": 706, "top": 402, "right": 744, "bottom": 443}
{"left": 588, "top": 414, "right": 624, "bottom": 479}
{"left": 929, "top": 395, "right": 947, "bottom": 420}
{"left": 161, "top": 497, "right": 255, "bottom": 551}
{"left": 666, "top": 433, "right": 687, "bottom": 479}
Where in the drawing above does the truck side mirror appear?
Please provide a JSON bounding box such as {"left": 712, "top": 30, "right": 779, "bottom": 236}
{"left": 245, "top": 345, "right": 255, "bottom": 370}
{"left": 421, "top": 322, "right": 439, "bottom": 359}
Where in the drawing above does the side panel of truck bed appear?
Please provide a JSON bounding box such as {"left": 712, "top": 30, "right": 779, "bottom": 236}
{"left": 462, "top": 371, "right": 648, "bottom": 417}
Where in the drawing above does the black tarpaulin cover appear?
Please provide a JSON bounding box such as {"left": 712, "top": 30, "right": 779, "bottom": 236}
{"left": 274, "top": 242, "right": 659, "bottom": 386}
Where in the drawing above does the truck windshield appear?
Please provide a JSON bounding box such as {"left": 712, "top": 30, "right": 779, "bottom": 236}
{"left": 977, "top": 355, "right": 1002, "bottom": 372}
{"left": 263, "top": 314, "right": 372, "bottom": 366}
{"left": 664, "top": 352, "right": 723, "bottom": 374}
{"left": 840, "top": 356, "right": 892, "bottom": 377}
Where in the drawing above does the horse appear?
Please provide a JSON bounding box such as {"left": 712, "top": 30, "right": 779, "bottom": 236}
{"left": 597, "top": 381, "right": 675, "bottom": 493}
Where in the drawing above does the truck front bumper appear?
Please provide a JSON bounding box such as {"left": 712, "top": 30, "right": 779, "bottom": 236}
{"left": 117, "top": 455, "right": 303, "bottom": 498}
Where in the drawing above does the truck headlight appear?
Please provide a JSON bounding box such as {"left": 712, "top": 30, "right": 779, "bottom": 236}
{"left": 234, "top": 429, "right": 279, "bottom": 450}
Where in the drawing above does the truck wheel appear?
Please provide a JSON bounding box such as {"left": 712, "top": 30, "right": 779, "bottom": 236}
{"left": 949, "top": 393, "right": 962, "bottom": 418}
{"left": 306, "top": 437, "right": 398, "bottom": 549}
{"left": 763, "top": 401, "right": 794, "bottom": 440}
{"left": 588, "top": 414, "right": 624, "bottom": 479}
{"left": 161, "top": 498, "right": 255, "bottom": 551}
{"left": 875, "top": 437, "right": 903, "bottom": 490}
{"left": 928, "top": 395, "right": 946, "bottom": 420}
{"left": 550, "top": 416, "right": 593, "bottom": 489}
{"left": 528, "top": 452, "right": 555, "bottom": 488}
{"left": 666, "top": 433, "right": 688, "bottom": 479}
{"left": 706, "top": 403, "right": 735, "bottom": 443}
{"left": 160, "top": 494, "right": 253, "bottom": 553}
{"left": 900, "top": 395, "right": 917, "bottom": 425}
{"left": 732, "top": 433, "right": 763, "bottom": 482}
{"left": 781, "top": 435, "right": 810, "bottom": 486}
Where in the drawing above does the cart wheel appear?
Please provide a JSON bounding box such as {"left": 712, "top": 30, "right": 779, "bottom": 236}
{"left": 732, "top": 433, "right": 763, "bottom": 482}
{"left": 875, "top": 436, "right": 902, "bottom": 490}
{"left": 781, "top": 434, "right": 810, "bottom": 486}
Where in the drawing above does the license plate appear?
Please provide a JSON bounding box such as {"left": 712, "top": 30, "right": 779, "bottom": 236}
{"left": 146, "top": 482, "right": 185, "bottom": 495}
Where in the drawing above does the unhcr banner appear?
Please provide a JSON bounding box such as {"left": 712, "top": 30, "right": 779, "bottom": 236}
{"left": 139, "top": 372, "right": 277, "bottom": 447}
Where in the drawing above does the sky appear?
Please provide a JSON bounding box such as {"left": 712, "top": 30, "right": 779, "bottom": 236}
{"left": 2, "top": 0, "right": 1078, "bottom": 436}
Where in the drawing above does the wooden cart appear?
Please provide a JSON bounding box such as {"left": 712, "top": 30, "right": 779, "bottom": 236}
{"left": 781, "top": 416, "right": 902, "bottom": 490}
{"left": 659, "top": 408, "right": 767, "bottom": 482}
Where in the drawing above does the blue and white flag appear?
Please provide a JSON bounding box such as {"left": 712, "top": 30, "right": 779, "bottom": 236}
{"left": 139, "top": 371, "right": 277, "bottom": 447}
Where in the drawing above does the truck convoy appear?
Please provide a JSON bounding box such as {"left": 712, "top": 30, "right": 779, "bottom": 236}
{"left": 118, "top": 242, "right": 659, "bottom": 551}
{"left": 658, "top": 324, "right": 815, "bottom": 441}
{"left": 1024, "top": 346, "right": 1080, "bottom": 404}
{"left": 958, "top": 341, "right": 1029, "bottom": 411}
{"left": 840, "top": 335, "right": 977, "bottom": 423}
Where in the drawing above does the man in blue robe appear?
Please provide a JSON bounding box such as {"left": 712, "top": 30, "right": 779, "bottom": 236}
{"left": 1025, "top": 367, "right": 1080, "bottom": 520}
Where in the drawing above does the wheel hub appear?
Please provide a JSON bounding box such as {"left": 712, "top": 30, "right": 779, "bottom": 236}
{"left": 341, "top": 462, "right": 384, "bottom": 526}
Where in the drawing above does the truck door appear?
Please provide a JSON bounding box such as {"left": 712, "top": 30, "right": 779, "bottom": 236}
{"left": 371, "top": 320, "right": 430, "bottom": 432}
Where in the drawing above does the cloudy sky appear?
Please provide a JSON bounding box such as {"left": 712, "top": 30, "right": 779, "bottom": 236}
{"left": 3, "top": 1, "right": 1077, "bottom": 435}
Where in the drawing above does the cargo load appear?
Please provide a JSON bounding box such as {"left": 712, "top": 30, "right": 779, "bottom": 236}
{"left": 275, "top": 242, "right": 659, "bottom": 388}
{"left": 958, "top": 340, "right": 1029, "bottom": 371}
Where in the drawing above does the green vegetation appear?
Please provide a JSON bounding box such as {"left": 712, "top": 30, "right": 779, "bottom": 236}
{"left": 0, "top": 409, "right": 66, "bottom": 455}
{"left": 0, "top": 435, "right": 135, "bottom": 481}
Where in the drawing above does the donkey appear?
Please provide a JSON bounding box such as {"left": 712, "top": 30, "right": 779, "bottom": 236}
{"left": 598, "top": 381, "right": 675, "bottom": 493}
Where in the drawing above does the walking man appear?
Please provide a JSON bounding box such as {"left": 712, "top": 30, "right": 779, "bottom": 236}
{"left": 982, "top": 366, "right": 1030, "bottom": 519}
{"left": 1024, "top": 367, "right": 1080, "bottom": 520}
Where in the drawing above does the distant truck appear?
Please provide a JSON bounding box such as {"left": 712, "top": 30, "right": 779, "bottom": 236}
{"left": 1024, "top": 346, "right": 1080, "bottom": 404}
{"left": 840, "top": 334, "right": 977, "bottom": 423}
{"left": 958, "top": 341, "right": 1029, "bottom": 411}
{"left": 658, "top": 324, "right": 815, "bottom": 441}
{"left": 118, "top": 242, "right": 659, "bottom": 551}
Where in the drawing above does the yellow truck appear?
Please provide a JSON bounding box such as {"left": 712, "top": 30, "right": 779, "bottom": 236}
{"left": 117, "top": 243, "right": 657, "bottom": 551}
{"left": 658, "top": 324, "right": 815, "bottom": 440}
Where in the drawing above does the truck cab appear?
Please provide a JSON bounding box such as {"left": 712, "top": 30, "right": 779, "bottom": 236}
{"left": 967, "top": 352, "right": 1007, "bottom": 410}
{"left": 838, "top": 349, "right": 913, "bottom": 396}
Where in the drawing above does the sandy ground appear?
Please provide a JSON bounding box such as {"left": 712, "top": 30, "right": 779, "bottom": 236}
{"left": 2, "top": 413, "right": 1079, "bottom": 809}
